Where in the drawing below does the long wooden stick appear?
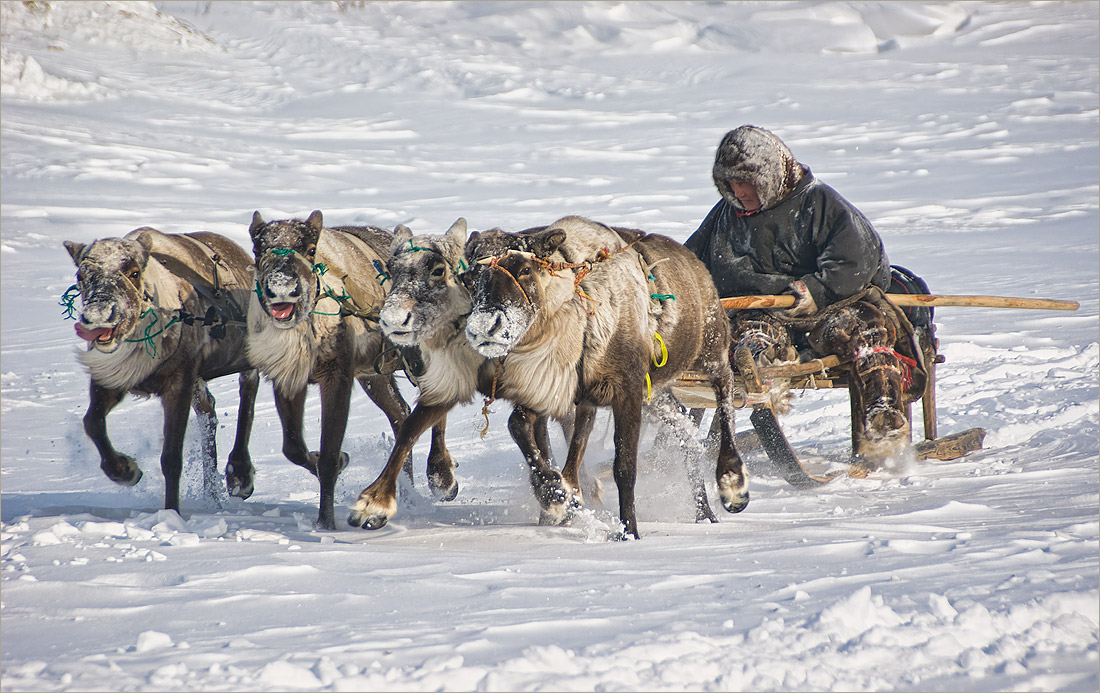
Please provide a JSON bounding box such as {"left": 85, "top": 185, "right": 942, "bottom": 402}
{"left": 720, "top": 294, "right": 1080, "bottom": 311}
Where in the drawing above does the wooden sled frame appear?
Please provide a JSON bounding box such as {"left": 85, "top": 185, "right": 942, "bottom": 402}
{"left": 670, "top": 299, "right": 988, "bottom": 486}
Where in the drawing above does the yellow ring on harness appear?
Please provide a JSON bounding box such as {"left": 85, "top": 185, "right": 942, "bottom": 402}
{"left": 645, "top": 372, "right": 652, "bottom": 399}
{"left": 652, "top": 332, "right": 668, "bottom": 368}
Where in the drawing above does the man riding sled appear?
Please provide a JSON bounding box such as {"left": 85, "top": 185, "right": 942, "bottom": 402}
{"left": 686, "top": 124, "right": 927, "bottom": 469}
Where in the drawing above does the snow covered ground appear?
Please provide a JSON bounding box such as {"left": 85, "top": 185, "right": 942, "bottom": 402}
{"left": 1, "top": 1, "right": 1097, "bottom": 690}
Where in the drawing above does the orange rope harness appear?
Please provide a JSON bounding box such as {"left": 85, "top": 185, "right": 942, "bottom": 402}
{"left": 480, "top": 241, "right": 640, "bottom": 316}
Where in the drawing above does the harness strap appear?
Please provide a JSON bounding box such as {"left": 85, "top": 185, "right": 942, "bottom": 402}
{"left": 856, "top": 345, "right": 917, "bottom": 390}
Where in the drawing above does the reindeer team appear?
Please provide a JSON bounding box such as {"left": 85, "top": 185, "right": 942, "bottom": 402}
{"left": 65, "top": 207, "right": 752, "bottom": 538}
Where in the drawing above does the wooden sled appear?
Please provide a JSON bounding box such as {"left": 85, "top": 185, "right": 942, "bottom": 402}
{"left": 671, "top": 328, "right": 986, "bottom": 487}
{"left": 667, "top": 270, "right": 1080, "bottom": 486}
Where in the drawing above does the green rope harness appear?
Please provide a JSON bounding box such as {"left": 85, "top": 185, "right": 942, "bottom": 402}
{"left": 59, "top": 284, "right": 80, "bottom": 320}
{"left": 124, "top": 308, "right": 180, "bottom": 359}
{"left": 372, "top": 259, "right": 390, "bottom": 286}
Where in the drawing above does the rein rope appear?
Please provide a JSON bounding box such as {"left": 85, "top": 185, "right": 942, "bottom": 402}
{"left": 479, "top": 359, "right": 504, "bottom": 439}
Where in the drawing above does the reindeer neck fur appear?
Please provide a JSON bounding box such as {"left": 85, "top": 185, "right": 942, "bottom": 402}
{"left": 247, "top": 290, "right": 316, "bottom": 394}
{"left": 78, "top": 260, "right": 184, "bottom": 391}
{"left": 496, "top": 293, "right": 586, "bottom": 419}
{"left": 418, "top": 322, "right": 484, "bottom": 406}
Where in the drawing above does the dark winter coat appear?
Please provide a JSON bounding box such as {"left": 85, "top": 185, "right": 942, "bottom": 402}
{"left": 685, "top": 125, "right": 891, "bottom": 309}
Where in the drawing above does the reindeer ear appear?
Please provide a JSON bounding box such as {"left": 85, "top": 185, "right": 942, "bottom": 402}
{"left": 390, "top": 224, "right": 413, "bottom": 254}
{"left": 127, "top": 229, "right": 156, "bottom": 268}
{"left": 306, "top": 210, "right": 324, "bottom": 233}
{"left": 531, "top": 228, "right": 567, "bottom": 257}
{"left": 464, "top": 230, "right": 482, "bottom": 261}
{"left": 63, "top": 240, "right": 86, "bottom": 265}
{"left": 249, "top": 211, "right": 265, "bottom": 239}
{"left": 444, "top": 218, "right": 467, "bottom": 244}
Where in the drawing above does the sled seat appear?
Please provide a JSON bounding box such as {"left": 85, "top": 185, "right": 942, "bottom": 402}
{"left": 671, "top": 268, "right": 985, "bottom": 463}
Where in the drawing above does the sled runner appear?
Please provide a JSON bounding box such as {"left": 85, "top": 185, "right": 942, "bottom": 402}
{"left": 670, "top": 268, "right": 1079, "bottom": 487}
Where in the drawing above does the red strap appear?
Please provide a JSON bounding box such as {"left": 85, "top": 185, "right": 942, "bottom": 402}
{"left": 862, "top": 346, "right": 918, "bottom": 391}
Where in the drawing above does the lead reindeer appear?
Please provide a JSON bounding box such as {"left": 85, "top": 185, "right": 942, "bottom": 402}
{"left": 64, "top": 228, "right": 258, "bottom": 513}
{"left": 462, "top": 216, "right": 749, "bottom": 539}
{"left": 246, "top": 210, "right": 454, "bottom": 529}
{"left": 349, "top": 219, "right": 586, "bottom": 530}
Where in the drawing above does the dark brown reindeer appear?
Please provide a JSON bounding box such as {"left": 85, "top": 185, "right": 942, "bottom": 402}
{"left": 461, "top": 216, "right": 749, "bottom": 539}
{"left": 348, "top": 219, "right": 584, "bottom": 530}
{"left": 64, "top": 228, "right": 258, "bottom": 513}
{"left": 246, "top": 210, "right": 453, "bottom": 530}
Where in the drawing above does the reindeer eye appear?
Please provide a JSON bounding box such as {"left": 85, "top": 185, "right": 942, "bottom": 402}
{"left": 306, "top": 245, "right": 316, "bottom": 259}
{"left": 128, "top": 268, "right": 141, "bottom": 281}
{"left": 431, "top": 266, "right": 445, "bottom": 278}
{"left": 518, "top": 266, "right": 532, "bottom": 277}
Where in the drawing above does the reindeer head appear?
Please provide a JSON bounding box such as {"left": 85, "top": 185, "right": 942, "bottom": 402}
{"left": 379, "top": 218, "right": 470, "bottom": 346}
{"left": 463, "top": 227, "right": 566, "bottom": 359}
{"left": 248, "top": 210, "right": 324, "bottom": 329}
{"left": 64, "top": 233, "right": 153, "bottom": 354}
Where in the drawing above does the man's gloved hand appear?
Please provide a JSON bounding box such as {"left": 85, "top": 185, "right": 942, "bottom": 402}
{"left": 780, "top": 280, "right": 817, "bottom": 318}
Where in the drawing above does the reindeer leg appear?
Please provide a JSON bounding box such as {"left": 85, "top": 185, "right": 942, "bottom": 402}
{"left": 508, "top": 406, "right": 575, "bottom": 526}
{"left": 711, "top": 363, "right": 750, "bottom": 514}
{"left": 273, "top": 385, "right": 318, "bottom": 475}
{"left": 83, "top": 382, "right": 142, "bottom": 486}
{"left": 190, "top": 380, "right": 224, "bottom": 507}
{"left": 357, "top": 374, "right": 456, "bottom": 499}
{"left": 610, "top": 391, "right": 644, "bottom": 540}
{"left": 226, "top": 369, "right": 259, "bottom": 500}
{"left": 315, "top": 370, "right": 354, "bottom": 531}
{"left": 160, "top": 370, "right": 197, "bottom": 514}
{"left": 425, "top": 417, "right": 458, "bottom": 501}
{"left": 349, "top": 402, "right": 451, "bottom": 530}
{"left": 560, "top": 403, "right": 596, "bottom": 505}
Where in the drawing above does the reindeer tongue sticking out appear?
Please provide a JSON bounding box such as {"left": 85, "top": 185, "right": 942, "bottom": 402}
{"left": 75, "top": 323, "right": 115, "bottom": 343}
{"left": 270, "top": 303, "right": 295, "bottom": 321}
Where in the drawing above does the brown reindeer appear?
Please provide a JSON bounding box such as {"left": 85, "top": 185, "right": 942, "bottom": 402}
{"left": 349, "top": 219, "right": 585, "bottom": 530}
{"left": 246, "top": 210, "right": 453, "bottom": 530}
{"left": 461, "top": 216, "right": 748, "bottom": 539}
{"left": 64, "top": 229, "right": 258, "bottom": 513}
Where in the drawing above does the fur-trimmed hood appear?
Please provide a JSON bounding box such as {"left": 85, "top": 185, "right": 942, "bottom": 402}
{"left": 712, "top": 125, "right": 806, "bottom": 212}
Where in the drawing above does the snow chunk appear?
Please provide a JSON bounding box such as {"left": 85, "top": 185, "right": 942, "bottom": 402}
{"left": 811, "top": 586, "right": 904, "bottom": 641}
{"left": 258, "top": 660, "right": 323, "bottom": 689}
{"left": 134, "top": 630, "right": 173, "bottom": 652}
{"left": 0, "top": 49, "right": 105, "bottom": 102}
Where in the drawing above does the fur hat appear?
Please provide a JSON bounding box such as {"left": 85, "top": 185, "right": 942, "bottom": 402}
{"left": 712, "top": 125, "right": 805, "bottom": 211}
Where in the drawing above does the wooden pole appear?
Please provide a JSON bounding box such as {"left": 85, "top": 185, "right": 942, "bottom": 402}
{"left": 720, "top": 294, "right": 1080, "bottom": 311}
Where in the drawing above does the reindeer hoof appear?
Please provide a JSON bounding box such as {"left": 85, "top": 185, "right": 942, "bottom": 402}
{"left": 225, "top": 463, "right": 254, "bottom": 500}
{"left": 438, "top": 481, "right": 459, "bottom": 502}
{"left": 428, "top": 472, "right": 459, "bottom": 502}
{"left": 721, "top": 491, "right": 750, "bottom": 514}
{"left": 102, "top": 457, "right": 142, "bottom": 487}
{"left": 348, "top": 510, "right": 389, "bottom": 530}
{"left": 537, "top": 494, "right": 581, "bottom": 526}
{"left": 227, "top": 477, "right": 254, "bottom": 500}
